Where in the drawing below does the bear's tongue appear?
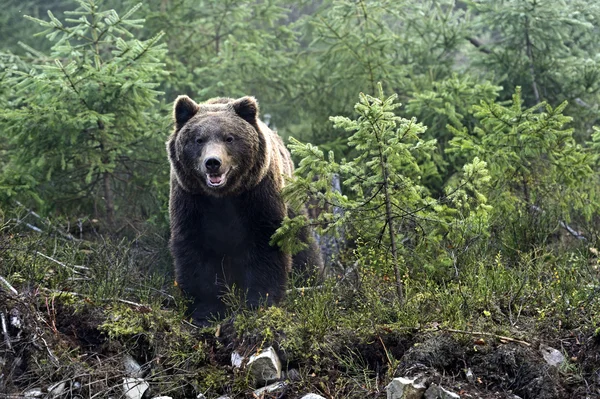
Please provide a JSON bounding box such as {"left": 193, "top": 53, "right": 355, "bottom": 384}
{"left": 209, "top": 175, "right": 223, "bottom": 184}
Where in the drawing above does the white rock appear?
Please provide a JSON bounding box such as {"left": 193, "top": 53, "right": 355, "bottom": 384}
{"left": 231, "top": 351, "right": 244, "bottom": 368}
{"left": 253, "top": 381, "right": 287, "bottom": 396}
{"left": 301, "top": 394, "right": 327, "bottom": 399}
{"left": 152, "top": 397, "right": 173, "bottom": 399}
{"left": 247, "top": 346, "right": 281, "bottom": 384}
{"left": 123, "top": 377, "right": 149, "bottom": 399}
{"left": 465, "top": 368, "right": 474, "bottom": 383}
{"left": 424, "top": 384, "right": 460, "bottom": 399}
{"left": 540, "top": 345, "right": 565, "bottom": 367}
{"left": 48, "top": 381, "right": 66, "bottom": 398}
{"left": 24, "top": 388, "right": 44, "bottom": 398}
{"left": 124, "top": 354, "right": 144, "bottom": 378}
{"left": 386, "top": 376, "right": 426, "bottom": 399}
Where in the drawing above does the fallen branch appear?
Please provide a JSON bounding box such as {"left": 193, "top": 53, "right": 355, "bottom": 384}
{"left": 445, "top": 328, "right": 531, "bottom": 347}
{"left": 560, "top": 221, "right": 586, "bottom": 241}
{"left": 285, "top": 285, "right": 324, "bottom": 294}
{"left": 531, "top": 205, "right": 586, "bottom": 241}
{"left": 0, "top": 275, "right": 18, "bottom": 295}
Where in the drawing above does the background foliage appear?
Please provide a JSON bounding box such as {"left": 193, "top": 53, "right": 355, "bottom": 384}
{"left": 3, "top": 0, "right": 600, "bottom": 397}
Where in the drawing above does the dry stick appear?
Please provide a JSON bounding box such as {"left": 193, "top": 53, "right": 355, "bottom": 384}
{"left": 38, "top": 335, "right": 60, "bottom": 365}
{"left": 44, "top": 288, "right": 151, "bottom": 311}
{"left": 15, "top": 200, "right": 79, "bottom": 241}
{"left": 0, "top": 275, "right": 18, "bottom": 295}
{"left": 524, "top": 16, "right": 541, "bottom": 104}
{"left": 35, "top": 251, "right": 91, "bottom": 274}
{"left": 1, "top": 311, "right": 12, "bottom": 350}
{"left": 444, "top": 328, "right": 531, "bottom": 347}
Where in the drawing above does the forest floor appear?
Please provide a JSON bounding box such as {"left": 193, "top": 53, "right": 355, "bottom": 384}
{"left": 2, "top": 213, "right": 600, "bottom": 399}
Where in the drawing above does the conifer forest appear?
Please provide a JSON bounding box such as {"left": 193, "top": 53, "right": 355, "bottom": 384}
{"left": 2, "top": 1, "right": 600, "bottom": 398}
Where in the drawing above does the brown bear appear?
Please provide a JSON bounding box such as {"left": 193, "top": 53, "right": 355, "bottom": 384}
{"left": 167, "top": 95, "right": 322, "bottom": 324}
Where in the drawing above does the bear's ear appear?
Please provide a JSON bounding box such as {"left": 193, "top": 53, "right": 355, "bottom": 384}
{"left": 232, "top": 96, "right": 259, "bottom": 125}
{"left": 173, "top": 95, "right": 199, "bottom": 130}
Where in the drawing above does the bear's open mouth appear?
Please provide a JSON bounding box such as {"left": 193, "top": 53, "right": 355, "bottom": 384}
{"left": 206, "top": 171, "right": 228, "bottom": 188}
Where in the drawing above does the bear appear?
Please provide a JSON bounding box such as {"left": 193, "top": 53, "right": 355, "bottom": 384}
{"left": 167, "top": 95, "right": 322, "bottom": 324}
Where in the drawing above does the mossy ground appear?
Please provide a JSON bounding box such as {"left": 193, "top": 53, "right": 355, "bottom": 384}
{"left": 1, "top": 209, "right": 600, "bottom": 399}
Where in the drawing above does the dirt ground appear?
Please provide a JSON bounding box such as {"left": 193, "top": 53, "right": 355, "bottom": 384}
{"left": 2, "top": 289, "right": 600, "bottom": 399}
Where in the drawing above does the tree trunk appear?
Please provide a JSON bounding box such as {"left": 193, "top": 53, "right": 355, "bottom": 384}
{"left": 103, "top": 171, "right": 115, "bottom": 229}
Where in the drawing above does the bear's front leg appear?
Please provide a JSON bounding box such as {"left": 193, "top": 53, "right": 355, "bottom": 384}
{"left": 242, "top": 245, "right": 290, "bottom": 309}
{"left": 173, "top": 248, "right": 228, "bottom": 325}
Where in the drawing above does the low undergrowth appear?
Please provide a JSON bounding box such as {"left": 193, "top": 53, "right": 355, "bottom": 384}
{"left": 2, "top": 206, "right": 600, "bottom": 398}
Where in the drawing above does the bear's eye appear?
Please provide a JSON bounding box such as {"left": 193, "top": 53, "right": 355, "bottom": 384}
{"left": 195, "top": 138, "right": 204, "bottom": 145}
{"left": 225, "top": 136, "right": 234, "bottom": 143}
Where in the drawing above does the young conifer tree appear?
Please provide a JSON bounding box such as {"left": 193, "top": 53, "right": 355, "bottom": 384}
{"left": 0, "top": 1, "right": 168, "bottom": 228}
{"left": 448, "top": 87, "right": 596, "bottom": 248}
{"left": 273, "top": 83, "right": 491, "bottom": 301}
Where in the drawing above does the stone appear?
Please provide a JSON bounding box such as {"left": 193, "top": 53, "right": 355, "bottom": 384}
{"left": 540, "top": 345, "right": 565, "bottom": 367}
{"left": 124, "top": 354, "right": 144, "bottom": 378}
{"left": 151, "top": 397, "right": 173, "bottom": 399}
{"left": 424, "top": 384, "right": 460, "bottom": 399}
{"left": 465, "top": 368, "right": 474, "bottom": 383}
{"left": 231, "top": 351, "right": 244, "bottom": 368}
{"left": 301, "top": 394, "right": 327, "bottom": 399}
{"left": 247, "top": 346, "right": 282, "bottom": 384}
{"left": 123, "top": 377, "right": 149, "bottom": 399}
{"left": 386, "top": 376, "right": 427, "bottom": 399}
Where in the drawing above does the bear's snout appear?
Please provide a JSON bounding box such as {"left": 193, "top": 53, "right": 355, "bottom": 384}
{"left": 200, "top": 143, "right": 232, "bottom": 189}
{"left": 204, "top": 157, "right": 222, "bottom": 173}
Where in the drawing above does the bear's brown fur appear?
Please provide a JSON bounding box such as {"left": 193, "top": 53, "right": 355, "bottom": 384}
{"left": 167, "top": 95, "right": 321, "bottom": 324}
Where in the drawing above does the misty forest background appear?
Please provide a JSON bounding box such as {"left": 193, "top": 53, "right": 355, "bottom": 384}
{"left": 3, "top": 0, "right": 600, "bottom": 398}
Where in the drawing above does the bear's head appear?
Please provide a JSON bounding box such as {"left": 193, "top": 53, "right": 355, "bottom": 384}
{"left": 168, "top": 95, "right": 272, "bottom": 196}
